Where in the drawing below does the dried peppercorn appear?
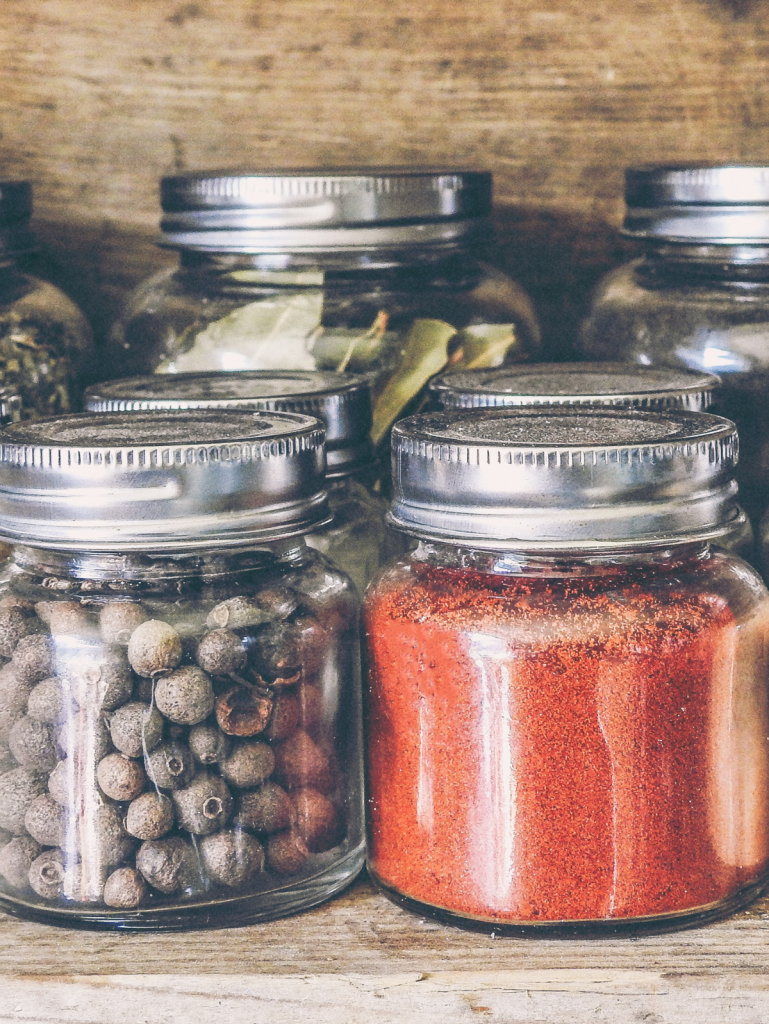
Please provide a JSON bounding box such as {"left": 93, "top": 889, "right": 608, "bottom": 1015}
{"left": 171, "top": 772, "right": 232, "bottom": 835}
{"left": 127, "top": 620, "right": 183, "bottom": 678}
{"left": 125, "top": 791, "right": 174, "bottom": 841}
{"left": 96, "top": 753, "right": 146, "bottom": 802}
{"left": 0, "top": 834, "right": 42, "bottom": 889}
{"left": 103, "top": 866, "right": 147, "bottom": 908}
{"left": 154, "top": 666, "right": 214, "bottom": 726}
{"left": 236, "top": 781, "right": 291, "bottom": 835}
{"left": 200, "top": 829, "right": 264, "bottom": 887}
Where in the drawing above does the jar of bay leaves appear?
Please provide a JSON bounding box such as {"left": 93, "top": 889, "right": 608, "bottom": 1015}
{"left": 0, "top": 182, "right": 93, "bottom": 419}
{"left": 0, "top": 409, "right": 363, "bottom": 929}
{"left": 85, "top": 370, "right": 404, "bottom": 593}
{"left": 105, "top": 169, "right": 540, "bottom": 450}
{"left": 580, "top": 165, "right": 769, "bottom": 532}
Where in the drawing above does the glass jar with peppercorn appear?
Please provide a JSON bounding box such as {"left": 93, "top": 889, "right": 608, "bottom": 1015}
{"left": 84, "top": 369, "right": 404, "bottom": 594}
{"left": 0, "top": 409, "right": 363, "bottom": 928}
{"left": 579, "top": 165, "right": 769, "bottom": 535}
{"left": 363, "top": 405, "right": 769, "bottom": 935}
{"left": 105, "top": 169, "right": 540, "bottom": 452}
{"left": 0, "top": 181, "right": 93, "bottom": 420}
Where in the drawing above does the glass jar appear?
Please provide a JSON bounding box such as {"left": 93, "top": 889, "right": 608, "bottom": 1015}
{"left": 105, "top": 169, "right": 540, "bottom": 448}
{"left": 579, "top": 165, "right": 769, "bottom": 531}
{"left": 363, "top": 406, "right": 769, "bottom": 935}
{"left": 427, "top": 363, "right": 754, "bottom": 561}
{"left": 0, "top": 181, "right": 93, "bottom": 419}
{"left": 0, "top": 409, "right": 363, "bottom": 929}
{"left": 84, "top": 370, "right": 404, "bottom": 594}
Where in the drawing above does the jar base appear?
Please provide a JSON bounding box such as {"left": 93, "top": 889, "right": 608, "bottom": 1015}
{"left": 0, "top": 843, "right": 365, "bottom": 932}
{"left": 367, "top": 864, "right": 769, "bottom": 938}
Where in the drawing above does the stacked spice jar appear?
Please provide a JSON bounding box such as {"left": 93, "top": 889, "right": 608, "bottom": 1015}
{"left": 84, "top": 370, "right": 403, "bottom": 594}
{"left": 363, "top": 405, "right": 769, "bottom": 934}
{"left": 0, "top": 409, "right": 364, "bottom": 928}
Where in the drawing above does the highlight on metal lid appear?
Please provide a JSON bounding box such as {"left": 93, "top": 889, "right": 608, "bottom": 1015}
{"left": 389, "top": 406, "right": 742, "bottom": 551}
{"left": 623, "top": 164, "right": 769, "bottom": 243}
{"left": 429, "top": 363, "right": 719, "bottom": 413}
{"left": 0, "top": 409, "right": 329, "bottom": 552}
{"left": 84, "top": 370, "right": 374, "bottom": 478}
{"left": 159, "top": 168, "right": 491, "bottom": 252}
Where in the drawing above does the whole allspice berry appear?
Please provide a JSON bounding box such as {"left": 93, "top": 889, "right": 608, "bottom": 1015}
{"left": 145, "top": 739, "right": 195, "bottom": 790}
{"left": 265, "top": 692, "right": 300, "bottom": 742}
{"left": 125, "top": 791, "right": 175, "bottom": 841}
{"left": 47, "top": 759, "right": 70, "bottom": 806}
{"left": 196, "top": 629, "right": 247, "bottom": 676}
{"left": 97, "top": 752, "right": 146, "bottom": 802}
{"left": 99, "top": 602, "right": 149, "bottom": 646}
{"left": 188, "top": 721, "right": 231, "bottom": 765}
{"left": 266, "top": 831, "right": 309, "bottom": 876}
{"left": 103, "top": 866, "right": 148, "bottom": 908}
{"left": 9, "top": 716, "right": 58, "bottom": 772}
{"left": 172, "top": 772, "right": 232, "bottom": 835}
{"left": 0, "top": 834, "right": 42, "bottom": 888}
{"left": 0, "top": 664, "right": 36, "bottom": 745}
{"left": 219, "top": 740, "right": 275, "bottom": 790}
{"left": 109, "top": 701, "right": 163, "bottom": 758}
{"left": 69, "top": 649, "right": 133, "bottom": 712}
{"left": 136, "top": 835, "right": 199, "bottom": 894}
{"left": 215, "top": 686, "right": 273, "bottom": 737}
{"left": 236, "top": 782, "right": 291, "bottom": 835}
{"left": 36, "top": 601, "right": 93, "bottom": 637}
{"left": 24, "top": 793, "right": 67, "bottom": 847}
{"left": 273, "top": 729, "right": 334, "bottom": 793}
{"left": 26, "top": 677, "right": 69, "bottom": 725}
{"left": 28, "top": 848, "right": 69, "bottom": 900}
{"left": 200, "top": 829, "right": 264, "bottom": 888}
{"left": 206, "top": 596, "right": 270, "bottom": 631}
{"left": 0, "top": 767, "right": 48, "bottom": 833}
{"left": 253, "top": 586, "right": 300, "bottom": 621}
{"left": 0, "top": 605, "right": 37, "bottom": 658}
{"left": 290, "top": 787, "right": 340, "bottom": 852}
{"left": 89, "top": 804, "right": 137, "bottom": 867}
{"left": 127, "top": 620, "right": 183, "bottom": 678}
{"left": 155, "top": 666, "right": 214, "bottom": 726}
{"left": 11, "top": 634, "right": 55, "bottom": 685}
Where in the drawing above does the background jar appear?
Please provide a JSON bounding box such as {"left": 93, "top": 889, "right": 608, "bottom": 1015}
{"left": 363, "top": 406, "right": 769, "bottom": 935}
{"left": 105, "top": 169, "right": 540, "bottom": 450}
{"left": 0, "top": 181, "right": 93, "bottom": 420}
{"left": 427, "top": 362, "right": 754, "bottom": 561}
{"left": 0, "top": 409, "right": 364, "bottom": 929}
{"left": 85, "top": 369, "right": 404, "bottom": 594}
{"left": 579, "top": 165, "right": 769, "bottom": 531}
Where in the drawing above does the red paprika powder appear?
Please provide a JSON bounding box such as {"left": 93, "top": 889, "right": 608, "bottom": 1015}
{"left": 363, "top": 407, "right": 769, "bottom": 933}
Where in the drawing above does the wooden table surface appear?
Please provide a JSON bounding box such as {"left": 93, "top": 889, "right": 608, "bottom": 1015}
{"left": 1, "top": 872, "right": 768, "bottom": 1022}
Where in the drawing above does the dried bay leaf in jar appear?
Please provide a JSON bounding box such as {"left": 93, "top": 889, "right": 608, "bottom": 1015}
{"left": 105, "top": 169, "right": 540, "bottom": 451}
{"left": 0, "top": 409, "right": 363, "bottom": 929}
{"left": 363, "top": 406, "right": 769, "bottom": 935}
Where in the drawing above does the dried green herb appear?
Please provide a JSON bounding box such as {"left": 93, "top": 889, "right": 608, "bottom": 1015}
{"left": 0, "top": 309, "right": 74, "bottom": 419}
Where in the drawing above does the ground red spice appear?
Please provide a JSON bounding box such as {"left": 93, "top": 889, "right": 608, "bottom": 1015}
{"left": 363, "top": 554, "right": 769, "bottom": 923}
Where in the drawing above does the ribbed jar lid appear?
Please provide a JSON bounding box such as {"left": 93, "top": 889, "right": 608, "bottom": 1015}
{"left": 624, "top": 165, "right": 769, "bottom": 243}
{"left": 390, "top": 407, "right": 741, "bottom": 551}
{"left": 0, "top": 181, "right": 35, "bottom": 256}
{"left": 429, "top": 363, "right": 719, "bottom": 413}
{"left": 85, "top": 371, "right": 373, "bottom": 478}
{"left": 0, "top": 410, "right": 329, "bottom": 552}
{"left": 159, "top": 168, "right": 491, "bottom": 252}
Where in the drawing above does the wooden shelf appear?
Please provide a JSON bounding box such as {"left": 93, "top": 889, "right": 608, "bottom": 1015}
{"left": 1, "top": 874, "right": 769, "bottom": 1021}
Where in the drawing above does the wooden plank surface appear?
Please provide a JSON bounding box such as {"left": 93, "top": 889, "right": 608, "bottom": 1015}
{"left": 1, "top": 0, "right": 768, "bottom": 357}
{"left": 1, "top": 877, "right": 769, "bottom": 1020}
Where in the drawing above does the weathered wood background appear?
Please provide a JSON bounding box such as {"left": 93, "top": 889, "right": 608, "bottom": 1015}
{"left": 1, "top": 0, "right": 768, "bottom": 359}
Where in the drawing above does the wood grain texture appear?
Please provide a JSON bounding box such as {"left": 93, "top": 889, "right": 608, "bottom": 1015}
{"left": 1, "top": 0, "right": 768, "bottom": 357}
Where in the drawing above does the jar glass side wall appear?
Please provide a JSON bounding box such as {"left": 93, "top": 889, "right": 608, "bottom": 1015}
{"left": 0, "top": 542, "right": 364, "bottom": 929}
{"left": 362, "top": 542, "right": 769, "bottom": 934}
{"left": 0, "top": 265, "right": 93, "bottom": 419}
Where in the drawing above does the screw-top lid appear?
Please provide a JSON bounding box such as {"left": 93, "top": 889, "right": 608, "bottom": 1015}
{"left": 624, "top": 165, "right": 769, "bottom": 243}
{"left": 390, "top": 407, "right": 741, "bottom": 551}
{"left": 0, "top": 410, "right": 329, "bottom": 552}
{"left": 429, "top": 363, "right": 719, "bottom": 413}
{"left": 159, "top": 168, "right": 491, "bottom": 252}
{"left": 0, "top": 181, "right": 35, "bottom": 256}
{"left": 85, "top": 371, "right": 374, "bottom": 478}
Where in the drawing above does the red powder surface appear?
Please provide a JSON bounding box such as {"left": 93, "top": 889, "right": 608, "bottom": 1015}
{"left": 363, "top": 558, "right": 769, "bottom": 923}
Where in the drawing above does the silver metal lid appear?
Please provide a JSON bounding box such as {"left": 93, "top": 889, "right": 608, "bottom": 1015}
{"left": 624, "top": 165, "right": 769, "bottom": 243}
{"left": 0, "top": 410, "right": 329, "bottom": 552}
{"left": 85, "top": 371, "right": 373, "bottom": 478}
{"left": 390, "top": 407, "right": 741, "bottom": 551}
{"left": 429, "top": 363, "right": 719, "bottom": 413}
{"left": 0, "top": 181, "right": 35, "bottom": 256}
{"left": 159, "top": 169, "right": 491, "bottom": 252}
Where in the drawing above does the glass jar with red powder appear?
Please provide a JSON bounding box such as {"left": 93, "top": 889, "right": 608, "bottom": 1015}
{"left": 363, "top": 406, "right": 769, "bottom": 935}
